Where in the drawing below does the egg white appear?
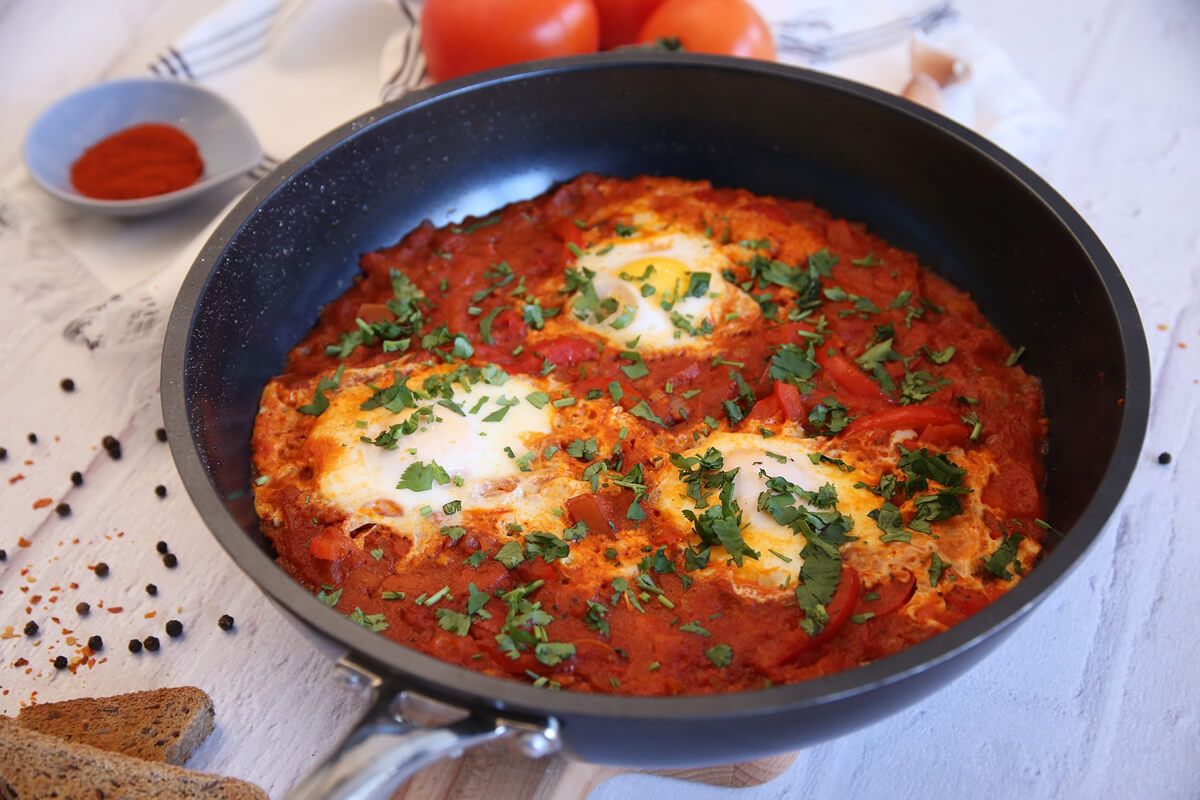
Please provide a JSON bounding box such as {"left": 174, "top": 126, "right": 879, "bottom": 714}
{"left": 654, "top": 432, "right": 882, "bottom": 595}
{"left": 304, "top": 365, "right": 582, "bottom": 551}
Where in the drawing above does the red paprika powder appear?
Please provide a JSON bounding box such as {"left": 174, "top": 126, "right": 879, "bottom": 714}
{"left": 70, "top": 123, "right": 204, "bottom": 200}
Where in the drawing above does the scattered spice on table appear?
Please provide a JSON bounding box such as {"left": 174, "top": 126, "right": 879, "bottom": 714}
{"left": 55, "top": 503, "right": 71, "bottom": 517}
{"left": 27, "top": 433, "right": 37, "bottom": 444}
{"left": 75, "top": 602, "right": 89, "bottom": 615}
{"left": 165, "top": 620, "right": 183, "bottom": 638}
{"left": 53, "top": 655, "right": 68, "bottom": 670}
{"left": 142, "top": 636, "right": 160, "bottom": 652}
{"left": 1158, "top": 451, "right": 1172, "bottom": 465}
{"left": 128, "top": 639, "right": 142, "bottom": 654}
{"left": 60, "top": 378, "right": 75, "bottom": 392}
{"left": 218, "top": 614, "right": 235, "bottom": 631}
{"left": 70, "top": 471, "right": 83, "bottom": 486}
{"left": 87, "top": 635, "right": 103, "bottom": 652}
{"left": 70, "top": 123, "right": 204, "bottom": 201}
{"left": 101, "top": 435, "right": 122, "bottom": 460}
{"left": 145, "top": 584, "right": 157, "bottom": 596}
{"left": 93, "top": 562, "right": 109, "bottom": 577}
{"left": 154, "top": 485, "right": 167, "bottom": 498}
{"left": 162, "top": 553, "right": 178, "bottom": 569}
{"left": 155, "top": 428, "right": 168, "bottom": 443}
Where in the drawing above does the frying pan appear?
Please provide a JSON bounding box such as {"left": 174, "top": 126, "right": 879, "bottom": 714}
{"left": 162, "top": 52, "right": 1149, "bottom": 798}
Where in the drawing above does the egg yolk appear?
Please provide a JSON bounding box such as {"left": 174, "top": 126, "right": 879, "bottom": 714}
{"left": 619, "top": 256, "right": 701, "bottom": 302}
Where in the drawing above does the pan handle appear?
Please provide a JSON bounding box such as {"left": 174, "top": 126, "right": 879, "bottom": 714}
{"left": 288, "top": 658, "right": 560, "bottom": 800}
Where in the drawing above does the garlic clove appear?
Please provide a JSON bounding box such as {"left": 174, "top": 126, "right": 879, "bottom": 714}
{"left": 911, "top": 36, "right": 970, "bottom": 87}
{"left": 901, "top": 73, "right": 943, "bottom": 112}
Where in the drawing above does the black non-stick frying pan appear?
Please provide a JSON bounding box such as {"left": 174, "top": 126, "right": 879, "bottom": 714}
{"left": 162, "top": 52, "right": 1149, "bottom": 798}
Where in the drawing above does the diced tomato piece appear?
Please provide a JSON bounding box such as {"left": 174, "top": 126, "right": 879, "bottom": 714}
{"left": 486, "top": 308, "right": 527, "bottom": 348}
{"left": 309, "top": 530, "right": 354, "bottom": 561}
{"left": 807, "top": 566, "right": 861, "bottom": 648}
{"left": 845, "top": 405, "right": 959, "bottom": 437}
{"left": 825, "top": 218, "right": 856, "bottom": 250}
{"left": 355, "top": 303, "right": 392, "bottom": 324}
{"left": 944, "top": 584, "right": 991, "bottom": 617}
{"left": 821, "top": 352, "right": 892, "bottom": 401}
{"left": 565, "top": 493, "right": 613, "bottom": 535}
{"left": 919, "top": 422, "right": 971, "bottom": 448}
{"left": 774, "top": 380, "right": 803, "bottom": 421}
{"left": 776, "top": 567, "right": 862, "bottom": 662}
{"left": 863, "top": 571, "right": 916, "bottom": 617}
{"left": 536, "top": 336, "right": 598, "bottom": 368}
{"left": 745, "top": 396, "right": 782, "bottom": 423}
{"left": 550, "top": 217, "right": 585, "bottom": 253}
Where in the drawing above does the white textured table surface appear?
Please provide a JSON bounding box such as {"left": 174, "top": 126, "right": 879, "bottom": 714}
{"left": 1, "top": 1, "right": 1197, "bottom": 798}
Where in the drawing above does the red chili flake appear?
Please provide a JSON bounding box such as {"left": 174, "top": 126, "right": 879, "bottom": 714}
{"left": 106, "top": 606, "right": 123, "bottom": 614}
{"left": 32, "top": 498, "right": 52, "bottom": 510}
{"left": 9, "top": 474, "right": 26, "bottom": 484}
{"left": 18, "top": 537, "right": 31, "bottom": 547}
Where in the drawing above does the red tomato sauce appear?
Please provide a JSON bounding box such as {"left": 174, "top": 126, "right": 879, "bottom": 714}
{"left": 257, "top": 175, "right": 1048, "bottom": 695}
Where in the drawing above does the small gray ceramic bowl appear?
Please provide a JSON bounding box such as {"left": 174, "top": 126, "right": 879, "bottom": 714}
{"left": 24, "top": 77, "right": 263, "bottom": 217}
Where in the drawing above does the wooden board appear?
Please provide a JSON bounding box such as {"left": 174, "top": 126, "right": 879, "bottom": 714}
{"left": 393, "top": 749, "right": 798, "bottom": 800}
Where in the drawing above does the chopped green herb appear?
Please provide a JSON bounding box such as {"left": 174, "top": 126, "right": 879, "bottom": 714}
{"left": 395, "top": 460, "right": 451, "bottom": 492}
{"left": 705, "top": 643, "right": 733, "bottom": 668}
{"left": 928, "top": 552, "right": 947, "bottom": 586}
{"left": 297, "top": 365, "right": 345, "bottom": 416}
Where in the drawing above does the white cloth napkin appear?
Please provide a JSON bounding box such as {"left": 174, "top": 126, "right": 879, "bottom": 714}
{"left": 0, "top": 0, "right": 1059, "bottom": 360}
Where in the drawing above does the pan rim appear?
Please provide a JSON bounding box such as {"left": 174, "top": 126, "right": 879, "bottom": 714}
{"left": 162, "top": 51, "right": 1149, "bottom": 727}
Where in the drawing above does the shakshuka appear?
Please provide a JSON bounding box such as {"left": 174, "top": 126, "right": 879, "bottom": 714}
{"left": 252, "top": 175, "right": 1048, "bottom": 695}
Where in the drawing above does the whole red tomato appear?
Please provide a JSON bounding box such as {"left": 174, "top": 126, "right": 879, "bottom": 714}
{"left": 638, "top": 0, "right": 775, "bottom": 60}
{"left": 592, "top": 0, "right": 667, "bottom": 49}
{"left": 422, "top": 0, "right": 600, "bottom": 83}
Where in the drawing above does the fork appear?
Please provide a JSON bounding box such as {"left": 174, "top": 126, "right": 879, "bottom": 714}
{"left": 776, "top": 2, "right": 956, "bottom": 63}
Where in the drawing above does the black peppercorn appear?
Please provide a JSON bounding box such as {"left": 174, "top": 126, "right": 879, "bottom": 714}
{"left": 155, "top": 427, "right": 168, "bottom": 443}
{"left": 101, "top": 435, "right": 122, "bottom": 460}
{"left": 162, "top": 553, "right": 178, "bottom": 569}
{"left": 218, "top": 614, "right": 235, "bottom": 631}
{"left": 23, "top": 620, "right": 38, "bottom": 636}
{"left": 165, "top": 619, "right": 183, "bottom": 638}
{"left": 145, "top": 583, "right": 158, "bottom": 596}
{"left": 60, "top": 378, "right": 75, "bottom": 392}
{"left": 76, "top": 602, "right": 90, "bottom": 615}
{"left": 0, "top": 446, "right": 7, "bottom": 460}
{"left": 0, "top": 549, "right": 6, "bottom": 561}
{"left": 128, "top": 638, "right": 142, "bottom": 653}
{"left": 28, "top": 433, "right": 38, "bottom": 444}
{"left": 55, "top": 503, "right": 71, "bottom": 517}
{"left": 143, "top": 636, "right": 160, "bottom": 652}
{"left": 154, "top": 485, "right": 167, "bottom": 498}
{"left": 70, "top": 471, "right": 83, "bottom": 486}
{"left": 93, "top": 562, "right": 109, "bottom": 577}
{"left": 156, "top": 541, "right": 169, "bottom": 554}
{"left": 1158, "top": 452, "right": 1172, "bottom": 465}
{"left": 87, "top": 634, "right": 103, "bottom": 652}
{"left": 53, "top": 655, "right": 68, "bottom": 670}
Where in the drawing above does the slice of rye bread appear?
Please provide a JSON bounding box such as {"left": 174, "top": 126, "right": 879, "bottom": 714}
{"left": 16, "top": 687, "right": 214, "bottom": 765}
{"left": 0, "top": 716, "right": 268, "bottom": 800}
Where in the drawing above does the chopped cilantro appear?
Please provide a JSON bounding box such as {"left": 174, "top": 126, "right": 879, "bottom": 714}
{"left": 297, "top": 364, "right": 345, "bottom": 415}
{"left": 983, "top": 532, "right": 1023, "bottom": 579}
{"left": 493, "top": 540, "right": 525, "bottom": 569}
{"left": 928, "top": 552, "right": 947, "bottom": 586}
{"left": 395, "top": 460, "right": 451, "bottom": 492}
{"left": 705, "top": 643, "right": 733, "bottom": 667}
